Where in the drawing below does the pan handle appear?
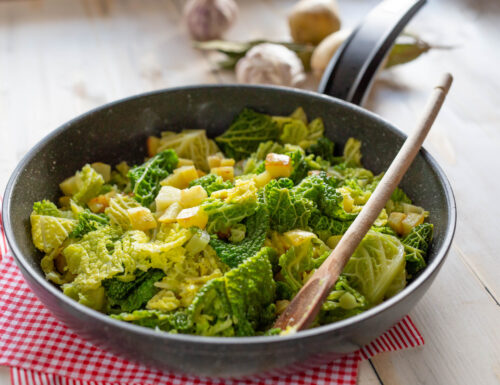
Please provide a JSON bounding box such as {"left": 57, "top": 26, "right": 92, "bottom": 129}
{"left": 318, "top": 0, "right": 427, "bottom": 106}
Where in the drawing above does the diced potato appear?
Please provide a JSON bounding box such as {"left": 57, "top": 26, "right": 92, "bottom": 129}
{"left": 208, "top": 154, "right": 223, "bottom": 168}
{"left": 91, "top": 162, "right": 111, "bottom": 183}
{"left": 59, "top": 174, "right": 82, "bottom": 196}
{"left": 177, "top": 206, "right": 208, "bottom": 229}
{"left": 284, "top": 230, "right": 317, "bottom": 247}
{"left": 158, "top": 202, "right": 182, "bottom": 223}
{"left": 127, "top": 207, "right": 157, "bottom": 231}
{"left": 265, "top": 153, "right": 292, "bottom": 178}
{"left": 254, "top": 170, "right": 273, "bottom": 188}
{"left": 115, "top": 161, "right": 129, "bottom": 176}
{"left": 388, "top": 212, "right": 407, "bottom": 235}
{"left": 177, "top": 158, "right": 194, "bottom": 167}
{"left": 196, "top": 169, "right": 206, "bottom": 177}
{"left": 160, "top": 173, "right": 185, "bottom": 189}
{"left": 176, "top": 165, "right": 199, "bottom": 184}
{"left": 88, "top": 194, "right": 112, "bottom": 213}
{"left": 211, "top": 166, "right": 234, "bottom": 181}
{"left": 220, "top": 158, "right": 235, "bottom": 167}
{"left": 161, "top": 166, "right": 199, "bottom": 189}
{"left": 180, "top": 185, "right": 208, "bottom": 208}
{"left": 155, "top": 186, "right": 181, "bottom": 211}
{"left": 342, "top": 194, "right": 354, "bottom": 213}
{"left": 147, "top": 136, "right": 160, "bottom": 157}
{"left": 401, "top": 213, "right": 425, "bottom": 236}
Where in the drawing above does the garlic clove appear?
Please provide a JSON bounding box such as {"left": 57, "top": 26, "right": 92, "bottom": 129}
{"left": 184, "top": 0, "right": 238, "bottom": 41}
{"left": 236, "top": 43, "right": 306, "bottom": 88}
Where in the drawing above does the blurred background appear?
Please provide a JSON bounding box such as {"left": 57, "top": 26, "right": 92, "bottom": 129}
{"left": 0, "top": 1, "right": 499, "bottom": 384}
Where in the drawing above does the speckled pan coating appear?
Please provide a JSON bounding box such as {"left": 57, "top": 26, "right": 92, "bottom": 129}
{"left": 2, "top": 85, "right": 456, "bottom": 379}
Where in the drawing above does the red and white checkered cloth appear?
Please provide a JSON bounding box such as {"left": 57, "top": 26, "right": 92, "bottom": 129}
{"left": 0, "top": 210, "right": 424, "bottom": 385}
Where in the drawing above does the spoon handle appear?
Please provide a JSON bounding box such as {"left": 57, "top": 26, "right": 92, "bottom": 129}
{"left": 274, "top": 73, "right": 453, "bottom": 332}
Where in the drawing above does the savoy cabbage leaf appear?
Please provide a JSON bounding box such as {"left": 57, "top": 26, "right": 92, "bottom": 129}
{"left": 103, "top": 269, "right": 166, "bottom": 313}
{"left": 263, "top": 178, "right": 313, "bottom": 233}
{"left": 342, "top": 230, "right": 406, "bottom": 305}
{"left": 402, "top": 223, "right": 433, "bottom": 276}
{"left": 70, "top": 210, "right": 110, "bottom": 238}
{"left": 189, "top": 174, "right": 233, "bottom": 196}
{"left": 128, "top": 149, "right": 178, "bottom": 207}
{"left": 209, "top": 203, "right": 269, "bottom": 268}
{"left": 215, "top": 108, "right": 280, "bottom": 161}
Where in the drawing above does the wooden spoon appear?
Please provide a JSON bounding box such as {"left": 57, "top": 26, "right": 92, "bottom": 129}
{"left": 273, "top": 73, "right": 453, "bottom": 332}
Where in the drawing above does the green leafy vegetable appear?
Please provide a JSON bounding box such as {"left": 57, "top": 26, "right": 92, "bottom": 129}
{"left": 318, "top": 275, "right": 368, "bottom": 324}
{"left": 342, "top": 230, "right": 406, "bottom": 304}
{"left": 103, "top": 269, "right": 166, "bottom": 313}
{"left": 224, "top": 247, "right": 276, "bottom": 335}
{"left": 307, "top": 137, "right": 335, "bottom": 163}
{"left": 73, "top": 165, "right": 105, "bottom": 205}
{"left": 202, "top": 197, "right": 258, "bottom": 234}
{"left": 33, "top": 200, "right": 73, "bottom": 218}
{"left": 215, "top": 109, "right": 280, "bottom": 161}
{"left": 263, "top": 178, "right": 313, "bottom": 233}
{"left": 309, "top": 211, "right": 353, "bottom": 241}
{"left": 128, "top": 150, "right": 178, "bottom": 207}
{"left": 70, "top": 210, "right": 110, "bottom": 238}
{"left": 343, "top": 138, "right": 362, "bottom": 166}
{"left": 402, "top": 223, "right": 433, "bottom": 276}
{"left": 189, "top": 174, "right": 233, "bottom": 196}
{"left": 155, "top": 130, "right": 219, "bottom": 171}
{"left": 209, "top": 203, "right": 269, "bottom": 268}
{"left": 278, "top": 237, "right": 329, "bottom": 296}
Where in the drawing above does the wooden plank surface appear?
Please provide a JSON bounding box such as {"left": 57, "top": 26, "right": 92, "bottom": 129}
{"left": 0, "top": 0, "right": 499, "bottom": 384}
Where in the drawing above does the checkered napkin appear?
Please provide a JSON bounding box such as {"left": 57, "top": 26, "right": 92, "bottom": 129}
{"left": 0, "top": 211, "right": 424, "bottom": 385}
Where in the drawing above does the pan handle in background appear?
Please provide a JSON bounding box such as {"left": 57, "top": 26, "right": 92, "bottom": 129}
{"left": 318, "top": 0, "right": 427, "bottom": 106}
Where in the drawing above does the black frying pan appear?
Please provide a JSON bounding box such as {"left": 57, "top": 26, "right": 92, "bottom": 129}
{"left": 2, "top": 0, "right": 456, "bottom": 378}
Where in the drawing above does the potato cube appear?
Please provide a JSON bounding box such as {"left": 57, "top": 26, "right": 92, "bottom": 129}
{"left": 176, "top": 165, "right": 199, "bottom": 183}
{"left": 160, "top": 173, "right": 185, "bottom": 189}
{"left": 91, "top": 162, "right": 111, "bottom": 182}
{"left": 220, "top": 158, "right": 235, "bottom": 167}
{"left": 177, "top": 206, "right": 208, "bottom": 229}
{"left": 211, "top": 166, "right": 234, "bottom": 181}
{"left": 155, "top": 186, "right": 181, "bottom": 211}
{"left": 180, "top": 185, "right": 208, "bottom": 208}
{"left": 254, "top": 171, "right": 272, "bottom": 188}
{"left": 59, "top": 174, "right": 83, "bottom": 196}
{"left": 388, "top": 212, "right": 407, "bottom": 235}
{"left": 127, "top": 207, "right": 157, "bottom": 231}
{"left": 158, "top": 202, "right": 182, "bottom": 223}
{"left": 401, "top": 213, "right": 425, "bottom": 236}
{"left": 208, "top": 154, "right": 223, "bottom": 168}
{"left": 147, "top": 136, "right": 160, "bottom": 157}
{"left": 196, "top": 169, "right": 207, "bottom": 177}
{"left": 265, "top": 153, "right": 292, "bottom": 178}
{"left": 88, "top": 194, "right": 111, "bottom": 213}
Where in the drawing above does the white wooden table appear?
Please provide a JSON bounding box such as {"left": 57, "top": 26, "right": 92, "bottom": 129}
{"left": 0, "top": 1, "right": 499, "bottom": 384}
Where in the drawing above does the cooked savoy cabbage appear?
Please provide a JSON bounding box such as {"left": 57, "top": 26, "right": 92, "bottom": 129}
{"left": 30, "top": 107, "right": 433, "bottom": 337}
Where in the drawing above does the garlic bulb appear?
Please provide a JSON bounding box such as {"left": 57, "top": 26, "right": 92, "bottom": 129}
{"left": 311, "top": 29, "right": 351, "bottom": 78}
{"left": 236, "top": 43, "right": 306, "bottom": 87}
{"left": 288, "top": 0, "right": 341, "bottom": 45}
{"left": 184, "top": 0, "right": 238, "bottom": 41}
